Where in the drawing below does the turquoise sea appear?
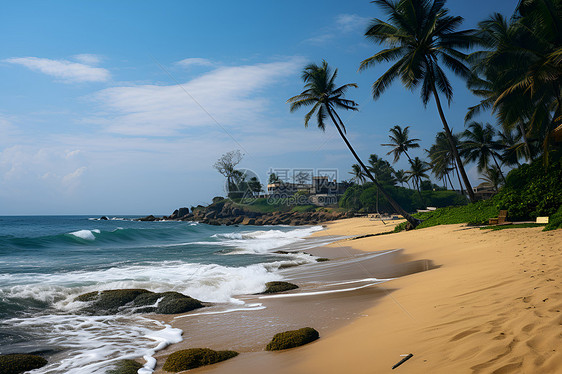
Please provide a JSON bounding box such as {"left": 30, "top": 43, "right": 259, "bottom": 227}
{"left": 0, "top": 216, "right": 330, "bottom": 373}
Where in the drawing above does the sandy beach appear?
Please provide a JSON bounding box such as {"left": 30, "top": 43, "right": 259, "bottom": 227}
{"left": 153, "top": 218, "right": 562, "bottom": 373}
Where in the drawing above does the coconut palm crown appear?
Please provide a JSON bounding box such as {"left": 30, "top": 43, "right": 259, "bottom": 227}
{"left": 360, "top": 0, "right": 478, "bottom": 202}
{"left": 381, "top": 125, "right": 421, "bottom": 163}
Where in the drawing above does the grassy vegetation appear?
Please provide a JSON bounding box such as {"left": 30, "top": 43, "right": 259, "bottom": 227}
{"left": 481, "top": 223, "right": 546, "bottom": 231}
{"left": 394, "top": 199, "right": 498, "bottom": 232}
{"left": 544, "top": 205, "right": 562, "bottom": 231}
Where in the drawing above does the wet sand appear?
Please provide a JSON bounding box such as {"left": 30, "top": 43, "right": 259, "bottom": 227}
{"left": 152, "top": 218, "right": 562, "bottom": 373}
{"left": 150, "top": 219, "right": 428, "bottom": 373}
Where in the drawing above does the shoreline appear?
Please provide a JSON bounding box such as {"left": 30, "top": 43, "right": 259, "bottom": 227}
{"left": 149, "top": 218, "right": 420, "bottom": 373}
{"left": 150, "top": 217, "right": 561, "bottom": 373}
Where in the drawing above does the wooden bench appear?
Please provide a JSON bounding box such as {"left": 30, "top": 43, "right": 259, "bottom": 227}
{"left": 489, "top": 210, "right": 508, "bottom": 225}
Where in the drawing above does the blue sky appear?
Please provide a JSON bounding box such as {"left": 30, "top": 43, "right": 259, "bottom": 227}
{"left": 0, "top": 0, "right": 518, "bottom": 215}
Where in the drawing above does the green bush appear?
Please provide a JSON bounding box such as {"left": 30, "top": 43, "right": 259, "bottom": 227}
{"left": 0, "top": 354, "right": 48, "bottom": 374}
{"left": 261, "top": 281, "right": 298, "bottom": 294}
{"left": 291, "top": 205, "right": 315, "bottom": 213}
{"left": 265, "top": 327, "right": 319, "bottom": 351}
{"left": 493, "top": 152, "right": 562, "bottom": 221}
{"left": 544, "top": 205, "right": 562, "bottom": 231}
{"left": 107, "top": 359, "right": 143, "bottom": 374}
{"left": 162, "top": 348, "right": 238, "bottom": 372}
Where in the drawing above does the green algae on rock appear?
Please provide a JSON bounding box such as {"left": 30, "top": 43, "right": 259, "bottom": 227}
{"left": 162, "top": 348, "right": 238, "bottom": 372}
{"left": 265, "top": 327, "right": 319, "bottom": 351}
{"left": 0, "top": 354, "right": 48, "bottom": 374}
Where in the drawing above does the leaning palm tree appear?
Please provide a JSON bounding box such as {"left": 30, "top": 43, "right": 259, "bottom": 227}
{"left": 381, "top": 125, "right": 421, "bottom": 163}
{"left": 407, "top": 157, "right": 430, "bottom": 203}
{"left": 461, "top": 122, "right": 506, "bottom": 183}
{"left": 360, "top": 0, "right": 477, "bottom": 202}
{"left": 349, "top": 164, "right": 366, "bottom": 185}
{"left": 287, "top": 60, "right": 420, "bottom": 227}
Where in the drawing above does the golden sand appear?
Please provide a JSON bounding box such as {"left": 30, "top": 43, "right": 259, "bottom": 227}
{"left": 156, "top": 218, "right": 562, "bottom": 373}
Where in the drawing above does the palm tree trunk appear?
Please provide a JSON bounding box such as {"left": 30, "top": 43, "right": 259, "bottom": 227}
{"left": 415, "top": 178, "right": 424, "bottom": 207}
{"left": 453, "top": 160, "right": 465, "bottom": 195}
{"left": 432, "top": 87, "right": 476, "bottom": 202}
{"left": 328, "top": 107, "right": 420, "bottom": 227}
{"left": 518, "top": 123, "right": 533, "bottom": 161}
{"left": 491, "top": 154, "right": 507, "bottom": 183}
{"left": 446, "top": 171, "right": 454, "bottom": 191}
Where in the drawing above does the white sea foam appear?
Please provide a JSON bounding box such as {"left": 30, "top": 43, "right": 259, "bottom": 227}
{"left": 68, "top": 229, "right": 100, "bottom": 240}
{"left": 4, "top": 314, "right": 182, "bottom": 374}
{"left": 209, "top": 226, "right": 324, "bottom": 253}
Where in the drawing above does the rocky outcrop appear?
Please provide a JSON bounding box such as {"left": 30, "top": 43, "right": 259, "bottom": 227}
{"left": 265, "top": 327, "right": 319, "bottom": 351}
{"left": 260, "top": 281, "right": 299, "bottom": 294}
{"left": 75, "top": 289, "right": 204, "bottom": 315}
{"left": 138, "top": 201, "right": 353, "bottom": 226}
{"left": 0, "top": 354, "right": 48, "bottom": 374}
{"left": 162, "top": 348, "right": 238, "bottom": 372}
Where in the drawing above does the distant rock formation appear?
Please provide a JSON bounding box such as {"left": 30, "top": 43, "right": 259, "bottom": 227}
{"left": 137, "top": 200, "right": 353, "bottom": 226}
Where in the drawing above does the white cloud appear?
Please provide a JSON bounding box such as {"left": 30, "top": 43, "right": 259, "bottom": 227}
{"left": 336, "top": 14, "right": 370, "bottom": 33}
{"left": 176, "top": 58, "right": 214, "bottom": 68}
{"left": 73, "top": 54, "right": 103, "bottom": 65}
{"left": 304, "top": 13, "right": 370, "bottom": 46}
{"left": 4, "top": 57, "right": 110, "bottom": 83}
{"left": 90, "top": 58, "right": 305, "bottom": 136}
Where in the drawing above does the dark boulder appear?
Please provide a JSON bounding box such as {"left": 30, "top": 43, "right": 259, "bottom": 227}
{"left": 0, "top": 354, "right": 48, "bottom": 374}
{"left": 261, "top": 281, "right": 299, "bottom": 294}
{"left": 107, "top": 359, "right": 143, "bottom": 374}
{"left": 265, "top": 327, "right": 319, "bottom": 351}
{"left": 75, "top": 289, "right": 203, "bottom": 315}
{"left": 162, "top": 348, "right": 238, "bottom": 372}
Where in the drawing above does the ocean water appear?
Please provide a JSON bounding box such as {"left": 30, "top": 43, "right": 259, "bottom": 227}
{"left": 0, "top": 216, "right": 331, "bottom": 373}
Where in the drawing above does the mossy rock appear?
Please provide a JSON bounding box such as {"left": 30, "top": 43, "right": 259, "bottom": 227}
{"left": 0, "top": 354, "right": 48, "bottom": 374}
{"left": 265, "top": 327, "right": 319, "bottom": 351}
{"left": 316, "top": 258, "right": 330, "bottom": 262}
{"left": 162, "top": 348, "right": 238, "bottom": 372}
{"left": 261, "top": 281, "right": 298, "bottom": 294}
{"left": 153, "top": 292, "right": 204, "bottom": 314}
{"left": 75, "top": 289, "right": 203, "bottom": 315}
{"left": 107, "top": 359, "right": 143, "bottom": 374}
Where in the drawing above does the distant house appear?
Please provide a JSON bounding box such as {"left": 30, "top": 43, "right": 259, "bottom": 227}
{"left": 266, "top": 176, "right": 345, "bottom": 206}
{"left": 472, "top": 183, "right": 497, "bottom": 201}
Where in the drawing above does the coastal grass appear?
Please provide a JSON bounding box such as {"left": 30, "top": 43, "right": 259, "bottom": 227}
{"left": 265, "top": 327, "right": 319, "bottom": 351}
{"left": 162, "top": 348, "right": 238, "bottom": 372}
{"left": 394, "top": 199, "right": 498, "bottom": 232}
{"left": 481, "top": 223, "right": 547, "bottom": 231}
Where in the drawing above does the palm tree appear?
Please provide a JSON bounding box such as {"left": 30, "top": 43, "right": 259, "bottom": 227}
{"left": 287, "top": 60, "right": 420, "bottom": 227}
{"left": 479, "top": 166, "right": 503, "bottom": 192}
{"left": 394, "top": 169, "right": 409, "bottom": 188}
{"left": 349, "top": 164, "right": 366, "bottom": 185}
{"left": 469, "top": 1, "right": 562, "bottom": 163}
{"left": 407, "top": 157, "right": 430, "bottom": 203}
{"left": 461, "top": 122, "right": 506, "bottom": 183}
{"left": 360, "top": 0, "right": 477, "bottom": 202}
{"left": 381, "top": 125, "right": 420, "bottom": 163}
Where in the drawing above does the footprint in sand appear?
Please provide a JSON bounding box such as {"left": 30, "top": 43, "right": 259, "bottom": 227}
{"left": 450, "top": 328, "right": 480, "bottom": 342}
{"left": 521, "top": 323, "right": 535, "bottom": 333}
